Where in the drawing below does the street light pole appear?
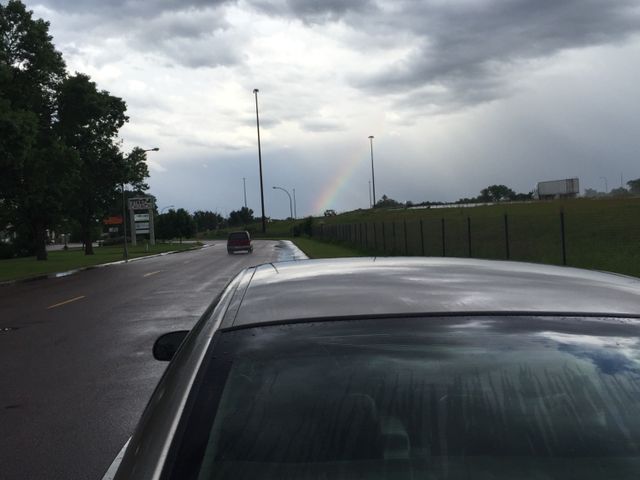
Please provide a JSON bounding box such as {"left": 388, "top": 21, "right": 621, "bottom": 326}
{"left": 122, "top": 147, "right": 159, "bottom": 262}
{"left": 293, "top": 188, "right": 297, "bottom": 219}
{"left": 368, "top": 135, "right": 376, "bottom": 206}
{"left": 272, "top": 186, "right": 293, "bottom": 219}
{"left": 160, "top": 205, "right": 174, "bottom": 214}
{"left": 368, "top": 180, "right": 372, "bottom": 208}
{"left": 242, "top": 177, "right": 247, "bottom": 209}
{"left": 253, "top": 89, "right": 266, "bottom": 233}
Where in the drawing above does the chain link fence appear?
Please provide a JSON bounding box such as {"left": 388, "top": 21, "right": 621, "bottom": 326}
{"left": 311, "top": 202, "right": 640, "bottom": 277}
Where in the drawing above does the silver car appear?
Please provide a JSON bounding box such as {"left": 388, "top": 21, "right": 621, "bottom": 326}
{"left": 106, "top": 258, "right": 640, "bottom": 480}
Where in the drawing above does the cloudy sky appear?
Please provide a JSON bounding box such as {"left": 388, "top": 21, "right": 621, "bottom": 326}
{"left": 24, "top": 0, "right": 640, "bottom": 218}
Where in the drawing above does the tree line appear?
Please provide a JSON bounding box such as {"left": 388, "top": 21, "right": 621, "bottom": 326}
{"left": 1, "top": 1, "right": 149, "bottom": 260}
{"left": 155, "top": 207, "right": 255, "bottom": 241}
{"left": 373, "top": 184, "right": 534, "bottom": 209}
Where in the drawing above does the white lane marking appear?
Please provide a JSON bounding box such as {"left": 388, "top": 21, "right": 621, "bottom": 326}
{"left": 47, "top": 295, "right": 86, "bottom": 309}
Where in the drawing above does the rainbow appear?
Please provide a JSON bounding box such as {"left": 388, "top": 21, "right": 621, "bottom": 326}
{"left": 313, "top": 143, "right": 370, "bottom": 213}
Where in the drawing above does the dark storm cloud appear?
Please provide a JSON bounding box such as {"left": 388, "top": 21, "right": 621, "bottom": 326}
{"left": 33, "top": 0, "right": 232, "bottom": 15}
{"left": 250, "top": 0, "right": 374, "bottom": 23}
{"left": 131, "top": 10, "right": 241, "bottom": 68}
{"left": 33, "top": 0, "right": 242, "bottom": 68}
{"left": 355, "top": 0, "right": 640, "bottom": 111}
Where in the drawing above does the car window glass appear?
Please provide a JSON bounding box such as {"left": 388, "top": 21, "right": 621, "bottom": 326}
{"left": 169, "top": 316, "right": 640, "bottom": 480}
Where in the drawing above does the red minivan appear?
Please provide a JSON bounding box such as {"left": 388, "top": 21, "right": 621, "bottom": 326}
{"left": 226, "top": 231, "right": 253, "bottom": 254}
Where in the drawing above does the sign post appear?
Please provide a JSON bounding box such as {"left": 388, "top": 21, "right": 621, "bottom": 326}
{"left": 128, "top": 197, "right": 155, "bottom": 247}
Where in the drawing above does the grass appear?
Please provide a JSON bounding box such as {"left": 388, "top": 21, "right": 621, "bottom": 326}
{"left": 291, "top": 237, "right": 368, "bottom": 258}
{"left": 0, "top": 242, "right": 200, "bottom": 283}
{"left": 306, "top": 197, "right": 640, "bottom": 278}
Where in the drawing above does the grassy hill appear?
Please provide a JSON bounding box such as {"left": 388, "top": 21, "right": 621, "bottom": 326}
{"left": 309, "top": 197, "right": 640, "bottom": 278}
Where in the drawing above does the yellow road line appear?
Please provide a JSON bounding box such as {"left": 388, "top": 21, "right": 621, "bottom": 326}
{"left": 47, "top": 295, "right": 86, "bottom": 310}
{"left": 143, "top": 270, "right": 162, "bottom": 278}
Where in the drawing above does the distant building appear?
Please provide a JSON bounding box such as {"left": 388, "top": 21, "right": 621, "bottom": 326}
{"left": 535, "top": 178, "right": 579, "bottom": 200}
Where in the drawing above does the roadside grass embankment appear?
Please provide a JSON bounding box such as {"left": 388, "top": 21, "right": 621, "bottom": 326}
{"left": 290, "top": 237, "right": 368, "bottom": 258}
{"left": 0, "top": 242, "right": 200, "bottom": 283}
{"left": 305, "top": 197, "right": 640, "bottom": 278}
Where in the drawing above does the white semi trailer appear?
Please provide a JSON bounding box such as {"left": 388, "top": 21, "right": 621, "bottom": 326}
{"left": 536, "top": 178, "right": 579, "bottom": 199}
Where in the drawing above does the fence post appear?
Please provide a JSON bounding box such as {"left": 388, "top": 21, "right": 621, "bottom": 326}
{"left": 504, "top": 214, "right": 510, "bottom": 260}
{"left": 382, "top": 222, "right": 386, "bottom": 253}
{"left": 373, "top": 223, "right": 377, "bottom": 250}
{"left": 467, "top": 217, "right": 472, "bottom": 257}
{"left": 392, "top": 222, "right": 396, "bottom": 255}
{"left": 560, "top": 210, "right": 567, "bottom": 265}
{"left": 364, "top": 223, "right": 368, "bottom": 248}
{"left": 441, "top": 218, "right": 446, "bottom": 256}
{"left": 404, "top": 219, "right": 409, "bottom": 255}
{"left": 420, "top": 219, "right": 425, "bottom": 256}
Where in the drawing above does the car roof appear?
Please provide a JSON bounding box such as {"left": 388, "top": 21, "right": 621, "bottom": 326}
{"left": 220, "top": 257, "right": 640, "bottom": 328}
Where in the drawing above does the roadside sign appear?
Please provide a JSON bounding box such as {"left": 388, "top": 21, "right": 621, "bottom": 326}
{"left": 103, "top": 215, "right": 123, "bottom": 225}
{"left": 108, "top": 227, "right": 119, "bottom": 233}
{"left": 136, "top": 229, "right": 150, "bottom": 234}
{"left": 136, "top": 222, "right": 150, "bottom": 230}
{"left": 129, "top": 197, "right": 154, "bottom": 210}
{"left": 134, "top": 213, "right": 150, "bottom": 222}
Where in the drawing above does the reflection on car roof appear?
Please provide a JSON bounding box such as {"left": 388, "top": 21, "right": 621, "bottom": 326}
{"left": 221, "top": 258, "right": 640, "bottom": 328}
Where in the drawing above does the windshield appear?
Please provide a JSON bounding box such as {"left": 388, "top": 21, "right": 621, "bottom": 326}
{"left": 228, "top": 232, "right": 249, "bottom": 241}
{"left": 167, "top": 316, "right": 640, "bottom": 480}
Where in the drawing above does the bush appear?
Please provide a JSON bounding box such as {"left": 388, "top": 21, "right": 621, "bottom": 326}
{"left": 0, "top": 242, "right": 15, "bottom": 259}
{"left": 293, "top": 216, "right": 314, "bottom": 237}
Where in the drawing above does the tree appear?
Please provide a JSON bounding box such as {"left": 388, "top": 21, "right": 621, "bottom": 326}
{"left": 57, "top": 73, "right": 148, "bottom": 254}
{"left": 627, "top": 179, "right": 640, "bottom": 194}
{"left": 0, "top": 0, "right": 76, "bottom": 260}
{"left": 609, "top": 187, "right": 630, "bottom": 198}
{"left": 374, "top": 195, "right": 402, "bottom": 208}
{"left": 155, "top": 209, "right": 177, "bottom": 241}
{"left": 155, "top": 208, "right": 194, "bottom": 242}
{"left": 193, "top": 210, "right": 224, "bottom": 232}
{"left": 174, "top": 208, "right": 195, "bottom": 242}
{"left": 479, "top": 185, "right": 516, "bottom": 202}
{"left": 228, "top": 207, "right": 254, "bottom": 226}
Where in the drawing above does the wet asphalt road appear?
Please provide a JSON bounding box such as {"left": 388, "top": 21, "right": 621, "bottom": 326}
{"left": 0, "top": 240, "right": 283, "bottom": 480}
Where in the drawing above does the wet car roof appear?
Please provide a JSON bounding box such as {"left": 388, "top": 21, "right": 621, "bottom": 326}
{"left": 221, "top": 258, "right": 640, "bottom": 328}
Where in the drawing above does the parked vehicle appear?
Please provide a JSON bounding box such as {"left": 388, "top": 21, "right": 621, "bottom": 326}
{"left": 105, "top": 258, "right": 640, "bottom": 480}
{"left": 226, "top": 231, "right": 252, "bottom": 254}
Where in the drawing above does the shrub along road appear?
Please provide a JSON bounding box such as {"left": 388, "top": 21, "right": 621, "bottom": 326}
{"left": 0, "top": 240, "right": 284, "bottom": 480}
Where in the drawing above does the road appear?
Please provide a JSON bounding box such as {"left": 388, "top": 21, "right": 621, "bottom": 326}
{"left": 0, "top": 240, "right": 287, "bottom": 480}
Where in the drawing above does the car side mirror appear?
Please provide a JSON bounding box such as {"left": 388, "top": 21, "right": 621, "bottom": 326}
{"left": 153, "top": 330, "right": 189, "bottom": 361}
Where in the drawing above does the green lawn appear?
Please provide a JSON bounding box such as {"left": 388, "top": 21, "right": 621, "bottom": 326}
{"left": 291, "top": 237, "right": 368, "bottom": 258}
{"left": 304, "top": 197, "right": 640, "bottom": 278}
{"left": 0, "top": 242, "right": 200, "bottom": 282}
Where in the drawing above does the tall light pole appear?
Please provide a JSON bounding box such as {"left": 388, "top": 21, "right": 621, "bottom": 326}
{"left": 160, "top": 205, "right": 174, "bottom": 214}
{"left": 368, "top": 135, "right": 376, "bottom": 206}
{"left": 253, "top": 89, "right": 266, "bottom": 233}
{"left": 122, "top": 147, "right": 159, "bottom": 262}
{"left": 293, "top": 188, "right": 297, "bottom": 219}
{"left": 242, "top": 177, "right": 247, "bottom": 209}
{"left": 368, "top": 180, "right": 372, "bottom": 208}
{"left": 600, "top": 176, "right": 608, "bottom": 193}
{"left": 272, "top": 186, "right": 293, "bottom": 219}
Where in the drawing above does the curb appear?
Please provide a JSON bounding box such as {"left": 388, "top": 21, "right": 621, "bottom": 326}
{"left": 0, "top": 243, "right": 213, "bottom": 287}
{"left": 277, "top": 240, "right": 309, "bottom": 261}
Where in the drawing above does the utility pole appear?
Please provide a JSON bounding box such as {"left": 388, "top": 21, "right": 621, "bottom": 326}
{"left": 293, "top": 188, "right": 297, "bottom": 219}
{"left": 369, "top": 135, "right": 376, "bottom": 206}
{"left": 253, "top": 89, "right": 266, "bottom": 233}
{"left": 243, "top": 177, "right": 247, "bottom": 208}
